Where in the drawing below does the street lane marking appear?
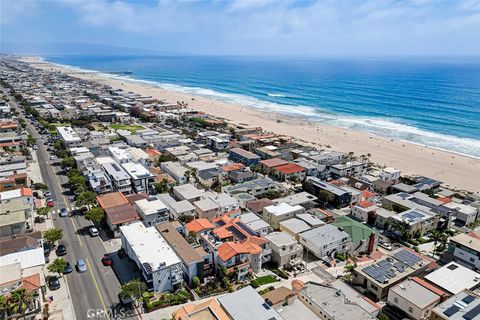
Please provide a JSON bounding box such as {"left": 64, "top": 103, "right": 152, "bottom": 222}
{"left": 50, "top": 166, "right": 83, "bottom": 247}
{"left": 86, "top": 257, "right": 110, "bottom": 320}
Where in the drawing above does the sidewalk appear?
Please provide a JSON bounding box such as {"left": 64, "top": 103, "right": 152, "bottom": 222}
{"left": 43, "top": 248, "right": 77, "bottom": 320}
{"left": 29, "top": 149, "right": 77, "bottom": 320}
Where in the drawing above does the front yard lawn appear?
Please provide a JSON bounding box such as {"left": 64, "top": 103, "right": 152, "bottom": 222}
{"left": 250, "top": 275, "right": 278, "bottom": 288}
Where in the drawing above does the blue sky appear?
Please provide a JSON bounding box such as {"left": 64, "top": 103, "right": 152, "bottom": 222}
{"left": 2, "top": 0, "right": 480, "bottom": 56}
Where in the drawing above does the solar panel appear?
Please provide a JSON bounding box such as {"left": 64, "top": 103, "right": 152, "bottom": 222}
{"left": 463, "top": 304, "right": 480, "bottom": 320}
{"left": 236, "top": 221, "right": 258, "bottom": 237}
{"left": 393, "top": 250, "right": 422, "bottom": 267}
{"left": 463, "top": 295, "right": 476, "bottom": 304}
{"left": 443, "top": 306, "right": 460, "bottom": 317}
{"left": 362, "top": 260, "right": 395, "bottom": 283}
{"left": 227, "top": 226, "right": 246, "bottom": 241}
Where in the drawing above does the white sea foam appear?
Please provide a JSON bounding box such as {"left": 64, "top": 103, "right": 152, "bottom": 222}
{"left": 152, "top": 82, "right": 480, "bottom": 158}
{"left": 41, "top": 59, "right": 480, "bottom": 159}
{"left": 267, "top": 93, "right": 286, "bottom": 97}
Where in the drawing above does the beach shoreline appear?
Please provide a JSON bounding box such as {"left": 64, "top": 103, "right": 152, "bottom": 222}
{"left": 22, "top": 56, "right": 480, "bottom": 193}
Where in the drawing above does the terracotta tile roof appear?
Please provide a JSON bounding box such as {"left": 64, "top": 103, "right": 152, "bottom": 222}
{"left": 274, "top": 163, "right": 305, "bottom": 174}
{"left": 362, "top": 190, "right": 376, "bottom": 199}
{"left": 291, "top": 279, "right": 305, "bottom": 292}
{"left": 437, "top": 197, "right": 452, "bottom": 204}
{"left": 358, "top": 201, "right": 375, "bottom": 209}
{"left": 214, "top": 228, "right": 234, "bottom": 239}
{"left": 185, "top": 218, "right": 215, "bottom": 234}
{"left": 21, "top": 187, "right": 33, "bottom": 197}
{"left": 217, "top": 241, "right": 261, "bottom": 261}
{"left": 222, "top": 163, "right": 245, "bottom": 172}
{"left": 172, "top": 298, "right": 230, "bottom": 320}
{"left": 104, "top": 204, "right": 139, "bottom": 225}
{"left": 411, "top": 277, "right": 448, "bottom": 297}
{"left": 97, "top": 192, "right": 129, "bottom": 209}
{"left": 0, "top": 274, "right": 41, "bottom": 295}
{"left": 146, "top": 148, "right": 161, "bottom": 157}
{"left": 260, "top": 158, "right": 289, "bottom": 168}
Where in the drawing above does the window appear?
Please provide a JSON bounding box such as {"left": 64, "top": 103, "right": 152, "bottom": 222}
{"left": 408, "top": 307, "right": 413, "bottom": 313}
{"left": 394, "top": 297, "right": 398, "bottom": 303}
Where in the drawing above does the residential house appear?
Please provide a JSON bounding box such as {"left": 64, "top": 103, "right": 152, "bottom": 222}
{"left": 298, "top": 224, "right": 351, "bottom": 260}
{"left": 387, "top": 278, "right": 443, "bottom": 320}
{"left": 134, "top": 196, "right": 169, "bottom": 227}
{"left": 443, "top": 233, "right": 480, "bottom": 271}
{"left": 120, "top": 222, "right": 183, "bottom": 293}
{"left": 265, "top": 232, "right": 303, "bottom": 268}
{"left": 228, "top": 147, "right": 261, "bottom": 166}
{"left": 263, "top": 203, "right": 305, "bottom": 229}
{"left": 352, "top": 248, "right": 433, "bottom": 300}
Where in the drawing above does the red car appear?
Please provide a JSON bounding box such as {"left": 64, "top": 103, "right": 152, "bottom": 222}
{"left": 47, "top": 200, "right": 54, "bottom": 207}
{"left": 101, "top": 255, "right": 113, "bottom": 266}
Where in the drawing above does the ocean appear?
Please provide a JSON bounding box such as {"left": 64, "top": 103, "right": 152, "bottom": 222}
{"left": 45, "top": 55, "right": 480, "bottom": 158}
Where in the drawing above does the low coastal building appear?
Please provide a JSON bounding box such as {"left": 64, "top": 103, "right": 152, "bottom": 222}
{"left": 265, "top": 231, "right": 303, "bottom": 268}
{"left": 228, "top": 147, "right": 261, "bottom": 166}
{"left": 443, "top": 232, "right": 480, "bottom": 270}
{"left": 424, "top": 262, "right": 480, "bottom": 295}
{"left": 120, "top": 222, "right": 183, "bottom": 293}
{"left": 298, "top": 224, "right": 351, "bottom": 259}
{"left": 263, "top": 202, "right": 305, "bottom": 229}
{"left": 133, "top": 196, "right": 169, "bottom": 226}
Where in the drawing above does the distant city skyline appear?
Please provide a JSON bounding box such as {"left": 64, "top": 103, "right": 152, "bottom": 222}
{"left": 2, "top": 0, "right": 480, "bottom": 56}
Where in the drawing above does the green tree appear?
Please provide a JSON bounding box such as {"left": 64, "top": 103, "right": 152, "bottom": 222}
{"left": 119, "top": 279, "right": 147, "bottom": 302}
{"left": 43, "top": 227, "right": 63, "bottom": 245}
{"left": 53, "top": 140, "right": 64, "bottom": 150}
{"left": 36, "top": 206, "right": 50, "bottom": 220}
{"left": 85, "top": 207, "right": 105, "bottom": 223}
{"left": 76, "top": 190, "right": 97, "bottom": 207}
{"left": 61, "top": 156, "right": 75, "bottom": 169}
{"left": 69, "top": 175, "right": 87, "bottom": 191}
{"left": 0, "top": 295, "right": 8, "bottom": 319}
{"left": 192, "top": 276, "right": 200, "bottom": 288}
{"left": 33, "top": 182, "right": 48, "bottom": 190}
{"left": 67, "top": 169, "right": 81, "bottom": 179}
{"left": 48, "top": 258, "right": 67, "bottom": 276}
{"left": 378, "top": 313, "right": 389, "bottom": 320}
{"left": 155, "top": 179, "right": 169, "bottom": 194}
{"left": 27, "top": 135, "right": 36, "bottom": 146}
{"left": 318, "top": 190, "right": 334, "bottom": 208}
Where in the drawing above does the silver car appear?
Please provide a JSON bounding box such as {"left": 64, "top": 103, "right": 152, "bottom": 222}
{"left": 76, "top": 258, "right": 87, "bottom": 273}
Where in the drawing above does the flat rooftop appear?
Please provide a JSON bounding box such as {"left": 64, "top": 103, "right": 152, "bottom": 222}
{"left": 120, "top": 222, "right": 181, "bottom": 271}
{"left": 424, "top": 262, "right": 480, "bottom": 294}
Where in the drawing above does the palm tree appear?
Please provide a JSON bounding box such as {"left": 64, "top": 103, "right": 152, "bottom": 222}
{"left": 8, "top": 289, "right": 35, "bottom": 319}
{"left": 190, "top": 167, "right": 198, "bottom": 183}
{"left": 155, "top": 178, "right": 169, "bottom": 194}
{"left": 0, "top": 295, "right": 8, "bottom": 319}
{"left": 430, "top": 230, "right": 442, "bottom": 252}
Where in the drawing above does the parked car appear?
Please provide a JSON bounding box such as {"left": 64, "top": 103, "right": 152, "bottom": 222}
{"left": 47, "top": 200, "right": 54, "bottom": 207}
{"left": 48, "top": 276, "right": 61, "bottom": 290}
{"left": 379, "top": 241, "right": 393, "bottom": 251}
{"left": 56, "top": 244, "right": 67, "bottom": 256}
{"left": 59, "top": 208, "right": 68, "bottom": 217}
{"left": 76, "top": 258, "right": 87, "bottom": 272}
{"left": 44, "top": 191, "right": 52, "bottom": 198}
{"left": 63, "top": 262, "right": 73, "bottom": 274}
{"left": 101, "top": 255, "right": 113, "bottom": 266}
{"left": 89, "top": 227, "right": 99, "bottom": 237}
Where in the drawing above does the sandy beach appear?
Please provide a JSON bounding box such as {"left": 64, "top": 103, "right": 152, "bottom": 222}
{"left": 24, "top": 57, "right": 480, "bottom": 193}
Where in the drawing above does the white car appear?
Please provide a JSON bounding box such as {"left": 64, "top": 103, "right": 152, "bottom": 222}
{"left": 89, "top": 227, "right": 99, "bottom": 237}
{"left": 379, "top": 241, "right": 393, "bottom": 250}
{"left": 50, "top": 155, "right": 56, "bottom": 161}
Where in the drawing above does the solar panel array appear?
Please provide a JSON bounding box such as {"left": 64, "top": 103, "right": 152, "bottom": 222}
{"left": 464, "top": 304, "right": 480, "bottom": 320}
{"left": 403, "top": 210, "right": 425, "bottom": 221}
{"left": 362, "top": 260, "right": 397, "bottom": 284}
{"left": 393, "top": 249, "right": 422, "bottom": 267}
{"left": 237, "top": 221, "right": 258, "bottom": 237}
{"left": 362, "top": 250, "right": 422, "bottom": 284}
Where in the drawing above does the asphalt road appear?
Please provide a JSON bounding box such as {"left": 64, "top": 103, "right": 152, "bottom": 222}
{"left": 7, "top": 93, "right": 124, "bottom": 319}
